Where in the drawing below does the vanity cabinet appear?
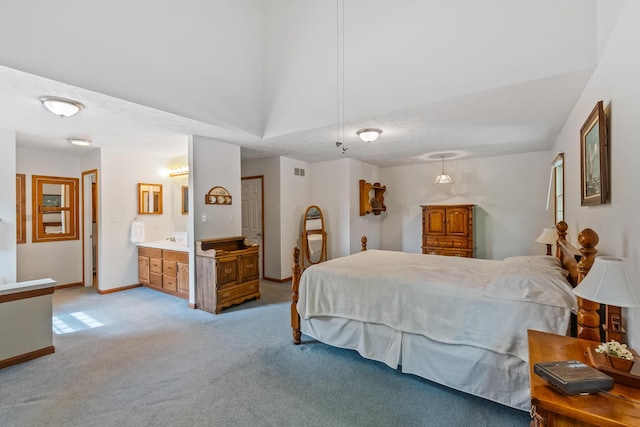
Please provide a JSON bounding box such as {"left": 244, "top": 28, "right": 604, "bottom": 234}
{"left": 196, "top": 236, "right": 260, "bottom": 314}
{"left": 421, "top": 204, "right": 475, "bottom": 258}
{"left": 138, "top": 247, "right": 189, "bottom": 299}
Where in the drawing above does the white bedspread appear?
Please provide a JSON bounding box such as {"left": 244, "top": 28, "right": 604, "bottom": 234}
{"left": 298, "top": 250, "right": 573, "bottom": 362}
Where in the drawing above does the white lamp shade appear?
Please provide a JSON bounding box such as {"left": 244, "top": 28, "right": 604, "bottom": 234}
{"left": 39, "top": 96, "right": 84, "bottom": 117}
{"left": 535, "top": 227, "right": 557, "bottom": 245}
{"left": 573, "top": 257, "right": 640, "bottom": 307}
{"left": 356, "top": 128, "right": 382, "bottom": 142}
{"left": 433, "top": 173, "right": 454, "bottom": 184}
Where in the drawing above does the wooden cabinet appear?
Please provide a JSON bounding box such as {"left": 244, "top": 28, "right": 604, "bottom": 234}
{"left": 529, "top": 330, "right": 640, "bottom": 426}
{"left": 196, "top": 236, "right": 260, "bottom": 314}
{"left": 421, "top": 204, "right": 475, "bottom": 257}
{"left": 138, "top": 247, "right": 189, "bottom": 299}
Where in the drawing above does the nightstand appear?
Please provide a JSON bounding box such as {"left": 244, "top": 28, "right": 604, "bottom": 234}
{"left": 528, "top": 330, "right": 640, "bottom": 426}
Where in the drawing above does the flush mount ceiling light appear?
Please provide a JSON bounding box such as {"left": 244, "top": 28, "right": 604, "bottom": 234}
{"left": 434, "top": 153, "right": 455, "bottom": 184}
{"left": 356, "top": 128, "right": 382, "bottom": 142}
{"left": 67, "top": 138, "right": 92, "bottom": 147}
{"left": 39, "top": 96, "right": 84, "bottom": 118}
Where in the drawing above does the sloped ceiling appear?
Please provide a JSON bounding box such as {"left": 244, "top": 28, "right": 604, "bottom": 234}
{"left": 0, "top": 0, "right": 603, "bottom": 166}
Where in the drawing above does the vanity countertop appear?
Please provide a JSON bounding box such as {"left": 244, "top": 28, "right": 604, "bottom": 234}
{"left": 136, "top": 241, "right": 189, "bottom": 252}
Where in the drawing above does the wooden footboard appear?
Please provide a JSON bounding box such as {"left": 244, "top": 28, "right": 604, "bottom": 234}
{"left": 291, "top": 236, "right": 368, "bottom": 344}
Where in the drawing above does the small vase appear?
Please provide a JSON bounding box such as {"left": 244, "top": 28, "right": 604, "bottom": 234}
{"left": 608, "top": 354, "right": 634, "bottom": 371}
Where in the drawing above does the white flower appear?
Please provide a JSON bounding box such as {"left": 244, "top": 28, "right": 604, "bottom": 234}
{"left": 595, "top": 340, "right": 634, "bottom": 360}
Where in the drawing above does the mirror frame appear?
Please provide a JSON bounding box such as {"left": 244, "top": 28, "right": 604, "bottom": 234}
{"left": 301, "top": 205, "right": 327, "bottom": 266}
{"left": 181, "top": 186, "right": 188, "bottom": 214}
{"left": 32, "top": 175, "right": 80, "bottom": 243}
{"left": 16, "top": 174, "right": 26, "bottom": 244}
{"left": 138, "top": 183, "right": 163, "bottom": 215}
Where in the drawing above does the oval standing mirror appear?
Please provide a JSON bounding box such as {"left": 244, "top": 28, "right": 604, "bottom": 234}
{"left": 302, "top": 205, "right": 327, "bottom": 265}
{"left": 138, "top": 183, "right": 163, "bottom": 214}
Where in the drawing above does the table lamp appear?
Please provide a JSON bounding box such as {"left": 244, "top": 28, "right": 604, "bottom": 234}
{"left": 573, "top": 256, "right": 640, "bottom": 342}
{"left": 535, "top": 227, "right": 557, "bottom": 256}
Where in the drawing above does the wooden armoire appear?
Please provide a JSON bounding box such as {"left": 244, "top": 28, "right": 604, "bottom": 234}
{"left": 421, "top": 204, "right": 475, "bottom": 257}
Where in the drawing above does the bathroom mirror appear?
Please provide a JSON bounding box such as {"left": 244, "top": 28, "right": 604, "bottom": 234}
{"left": 301, "top": 205, "right": 327, "bottom": 265}
{"left": 138, "top": 183, "right": 163, "bottom": 214}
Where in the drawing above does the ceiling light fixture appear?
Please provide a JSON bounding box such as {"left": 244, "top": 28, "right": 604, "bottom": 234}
{"left": 434, "top": 154, "right": 454, "bottom": 184}
{"left": 40, "top": 96, "right": 84, "bottom": 118}
{"left": 356, "top": 128, "right": 382, "bottom": 142}
{"left": 67, "top": 138, "right": 92, "bottom": 147}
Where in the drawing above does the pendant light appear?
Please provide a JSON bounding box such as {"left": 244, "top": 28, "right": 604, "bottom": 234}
{"left": 434, "top": 154, "right": 454, "bottom": 184}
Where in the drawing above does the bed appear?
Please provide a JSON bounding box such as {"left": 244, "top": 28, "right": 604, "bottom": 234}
{"left": 290, "top": 221, "right": 600, "bottom": 411}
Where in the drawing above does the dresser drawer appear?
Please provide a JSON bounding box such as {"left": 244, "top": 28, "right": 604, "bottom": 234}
{"left": 139, "top": 247, "right": 162, "bottom": 258}
{"left": 163, "top": 260, "right": 177, "bottom": 276}
{"left": 163, "top": 250, "right": 188, "bottom": 264}
{"left": 149, "top": 272, "right": 163, "bottom": 287}
{"left": 150, "top": 257, "right": 162, "bottom": 274}
{"left": 163, "top": 275, "right": 177, "bottom": 292}
{"left": 425, "top": 237, "right": 453, "bottom": 248}
{"left": 217, "top": 280, "right": 260, "bottom": 305}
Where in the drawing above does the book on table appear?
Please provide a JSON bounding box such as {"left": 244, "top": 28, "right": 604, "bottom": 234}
{"left": 534, "top": 360, "right": 614, "bottom": 395}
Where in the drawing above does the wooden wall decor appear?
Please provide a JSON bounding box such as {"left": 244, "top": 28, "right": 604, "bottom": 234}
{"left": 359, "top": 180, "right": 386, "bottom": 216}
{"left": 205, "top": 186, "right": 232, "bottom": 205}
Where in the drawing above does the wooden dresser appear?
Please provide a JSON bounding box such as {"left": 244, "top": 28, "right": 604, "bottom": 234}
{"left": 421, "top": 204, "right": 475, "bottom": 257}
{"left": 196, "top": 236, "right": 260, "bottom": 314}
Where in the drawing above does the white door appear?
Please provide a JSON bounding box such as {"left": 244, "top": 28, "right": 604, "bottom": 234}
{"left": 241, "top": 177, "right": 263, "bottom": 278}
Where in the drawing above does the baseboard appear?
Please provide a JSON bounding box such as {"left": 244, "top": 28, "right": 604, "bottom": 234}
{"left": 97, "top": 284, "right": 142, "bottom": 295}
{"left": 55, "top": 282, "right": 83, "bottom": 290}
{"left": 188, "top": 302, "right": 197, "bottom": 309}
{"left": 262, "top": 276, "right": 292, "bottom": 283}
{"left": 0, "top": 346, "right": 55, "bottom": 370}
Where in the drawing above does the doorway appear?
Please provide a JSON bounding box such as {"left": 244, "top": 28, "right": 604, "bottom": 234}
{"left": 241, "top": 176, "right": 264, "bottom": 279}
{"left": 82, "top": 169, "right": 98, "bottom": 288}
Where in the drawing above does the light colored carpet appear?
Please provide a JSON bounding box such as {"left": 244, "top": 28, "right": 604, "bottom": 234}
{"left": 0, "top": 282, "right": 529, "bottom": 426}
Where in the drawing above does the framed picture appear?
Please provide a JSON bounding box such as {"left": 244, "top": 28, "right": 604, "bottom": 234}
{"left": 580, "top": 100, "right": 608, "bottom": 206}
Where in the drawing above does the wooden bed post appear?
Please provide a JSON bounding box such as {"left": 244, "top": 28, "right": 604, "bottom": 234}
{"left": 291, "top": 247, "right": 302, "bottom": 344}
{"left": 361, "top": 236, "right": 367, "bottom": 251}
{"left": 576, "top": 228, "right": 600, "bottom": 342}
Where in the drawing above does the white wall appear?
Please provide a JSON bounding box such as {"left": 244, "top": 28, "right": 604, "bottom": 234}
{"left": 98, "top": 148, "right": 175, "bottom": 291}
{"left": 0, "top": 129, "right": 16, "bottom": 284}
{"left": 380, "top": 151, "right": 553, "bottom": 260}
{"left": 279, "top": 157, "right": 310, "bottom": 279}
{"left": 16, "top": 147, "right": 84, "bottom": 285}
{"left": 551, "top": 0, "right": 640, "bottom": 347}
{"left": 192, "top": 136, "right": 242, "bottom": 241}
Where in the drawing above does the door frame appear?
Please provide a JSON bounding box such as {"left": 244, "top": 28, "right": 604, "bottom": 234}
{"left": 241, "top": 175, "right": 264, "bottom": 279}
{"left": 82, "top": 169, "right": 98, "bottom": 288}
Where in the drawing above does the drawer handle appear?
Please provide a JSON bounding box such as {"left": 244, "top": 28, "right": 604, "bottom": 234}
{"left": 249, "top": 285, "right": 255, "bottom": 289}
{"left": 247, "top": 264, "right": 253, "bottom": 269}
{"left": 222, "top": 292, "right": 230, "bottom": 298}
{"left": 225, "top": 268, "right": 233, "bottom": 274}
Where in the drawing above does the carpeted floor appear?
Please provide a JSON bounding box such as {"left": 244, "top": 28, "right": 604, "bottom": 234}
{"left": 0, "top": 282, "right": 529, "bottom": 426}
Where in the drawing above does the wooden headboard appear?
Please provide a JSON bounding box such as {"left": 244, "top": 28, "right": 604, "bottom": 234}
{"left": 554, "top": 221, "right": 600, "bottom": 341}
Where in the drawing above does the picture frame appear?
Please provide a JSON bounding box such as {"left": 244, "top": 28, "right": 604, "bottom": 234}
{"left": 580, "top": 100, "right": 608, "bottom": 206}
{"left": 181, "top": 186, "right": 188, "bottom": 214}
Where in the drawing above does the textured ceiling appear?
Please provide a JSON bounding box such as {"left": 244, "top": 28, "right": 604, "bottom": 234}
{"left": 0, "top": 0, "right": 604, "bottom": 167}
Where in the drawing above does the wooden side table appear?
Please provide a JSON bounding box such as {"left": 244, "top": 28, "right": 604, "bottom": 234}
{"left": 528, "top": 329, "right": 640, "bottom": 426}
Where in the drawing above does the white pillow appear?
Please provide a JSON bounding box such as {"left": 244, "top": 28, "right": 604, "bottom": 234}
{"left": 484, "top": 263, "right": 577, "bottom": 310}
{"left": 503, "top": 255, "right": 562, "bottom": 269}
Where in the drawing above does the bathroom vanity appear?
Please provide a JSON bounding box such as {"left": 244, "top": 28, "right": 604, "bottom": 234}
{"left": 137, "top": 241, "right": 189, "bottom": 299}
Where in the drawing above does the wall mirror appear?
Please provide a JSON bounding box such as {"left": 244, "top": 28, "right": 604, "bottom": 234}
{"left": 138, "top": 183, "right": 163, "bottom": 214}
{"left": 32, "top": 175, "right": 79, "bottom": 243}
{"left": 181, "top": 186, "right": 188, "bottom": 214}
{"left": 301, "top": 205, "right": 327, "bottom": 266}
